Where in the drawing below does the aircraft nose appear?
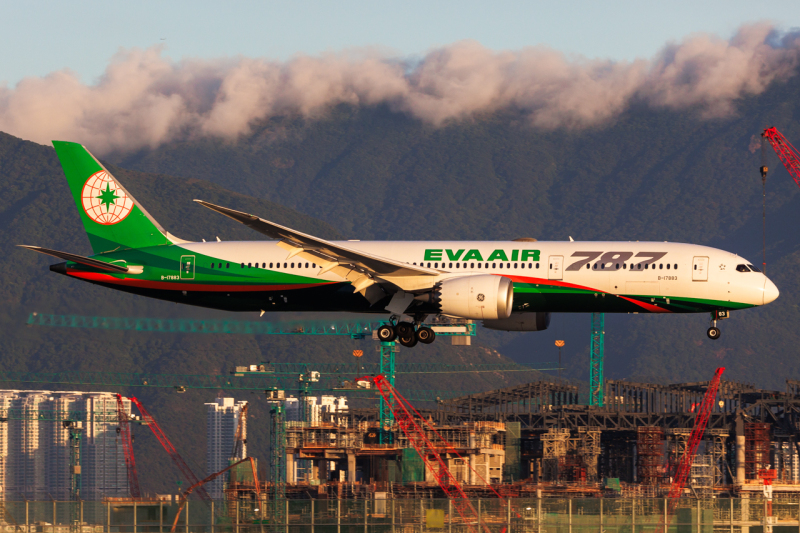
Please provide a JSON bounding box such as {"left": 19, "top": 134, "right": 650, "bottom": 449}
{"left": 763, "top": 277, "right": 779, "bottom": 305}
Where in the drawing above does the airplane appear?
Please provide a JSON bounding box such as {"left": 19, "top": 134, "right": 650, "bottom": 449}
{"left": 20, "top": 142, "right": 779, "bottom": 347}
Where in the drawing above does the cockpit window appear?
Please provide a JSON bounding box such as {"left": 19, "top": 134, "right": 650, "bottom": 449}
{"left": 736, "top": 264, "right": 750, "bottom": 273}
{"left": 747, "top": 264, "right": 761, "bottom": 272}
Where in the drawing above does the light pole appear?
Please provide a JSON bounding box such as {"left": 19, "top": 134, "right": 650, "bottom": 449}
{"left": 555, "top": 340, "right": 565, "bottom": 380}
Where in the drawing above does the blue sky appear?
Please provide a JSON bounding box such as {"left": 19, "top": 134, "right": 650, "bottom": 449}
{"left": 2, "top": 0, "right": 799, "bottom": 87}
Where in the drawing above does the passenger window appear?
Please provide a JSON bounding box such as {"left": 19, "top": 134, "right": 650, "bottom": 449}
{"left": 666, "top": 264, "right": 670, "bottom": 269}
{"left": 291, "top": 263, "right": 295, "bottom": 268}
{"left": 241, "top": 263, "right": 245, "bottom": 268}
{"left": 499, "top": 263, "right": 503, "bottom": 269}
{"left": 622, "top": 263, "right": 626, "bottom": 269}
{"left": 736, "top": 264, "right": 750, "bottom": 272}
{"left": 674, "top": 264, "right": 677, "bottom": 270}
{"left": 270, "top": 263, "right": 273, "bottom": 268}
{"left": 455, "top": 263, "right": 459, "bottom": 268}
{"left": 478, "top": 263, "right": 482, "bottom": 269}
{"left": 601, "top": 263, "right": 605, "bottom": 269}
{"left": 514, "top": 263, "right": 518, "bottom": 269}
{"left": 313, "top": 264, "right": 317, "bottom": 268}
{"left": 586, "top": 264, "right": 590, "bottom": 270}
{"left": 219, "top": 263, "right": 223, "bottom": 269}
{"left": 536, "top": 263, "right": 539, "bottom": 269}
{"left": 284, "top": 263, "right": 287, "bottom": 268}
{"left": 659, "top": 264, "right": 663, "bottom": 270}
{"left": 471, "top": 263, "right": 475, "bottom": 268}
{"left": 226, "top": 263, "right": 230, "bottom": 268}
{"left": 434, "top": 263, "right": 438, "bottom": 268}
{"left": 305, "top": 263, "right": 309, "bottom": 268}
{"left": 694, "top": 265, "right": 697, "bottom": 270}
{"left": 449, "top": 263, "right": 453, "bottom": 268}
{"left": 615, "top": 263, "right": 619, "bottom": 269}
{"left": 211, "top": 263, "right": 214, "bottom": 268}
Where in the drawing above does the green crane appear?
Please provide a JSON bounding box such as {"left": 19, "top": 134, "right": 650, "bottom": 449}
{"left": 589, "top": 312, "right": 605, "bottom": 406}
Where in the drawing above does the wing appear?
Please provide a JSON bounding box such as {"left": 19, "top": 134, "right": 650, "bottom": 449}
{"left": 18, "top": 245, "right": 129, "bottom": 273}
{"left": 194, "top": 200, "right": 438, "bottom": 301}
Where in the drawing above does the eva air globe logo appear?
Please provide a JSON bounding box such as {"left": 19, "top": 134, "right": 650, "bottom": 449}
{"left": 81, "top": 171, "right": 133, "bottom": 225}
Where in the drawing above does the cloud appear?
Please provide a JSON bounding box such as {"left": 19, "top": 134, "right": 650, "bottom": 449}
{"left": 0, "top": 23, "right": 798, "bottom": 155}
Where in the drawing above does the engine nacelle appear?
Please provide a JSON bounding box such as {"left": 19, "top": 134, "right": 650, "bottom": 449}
{"left": 437, "top": 275, "right": 514, "bottom": 320}
{"left": 482, "top": 312, "right": 551, "bottom": 331}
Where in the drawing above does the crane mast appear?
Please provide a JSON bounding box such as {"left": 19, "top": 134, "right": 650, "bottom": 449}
{"left": 115, "top": 394, "right": 141, "bottom": 498}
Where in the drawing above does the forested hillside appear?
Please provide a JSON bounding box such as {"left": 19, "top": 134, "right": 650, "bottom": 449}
{"left": 0, "top": 132, "right": 528, "bottom": 493}
{"left": 109, "top": 77, "right": 800, "bottom": 389}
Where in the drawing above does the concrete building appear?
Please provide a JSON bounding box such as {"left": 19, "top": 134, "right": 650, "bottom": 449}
{"left": 0, "top": 390, "right": 128, "bottom": 500}
{"left": 205, "top": 397, "right": 248, "bottom": 499}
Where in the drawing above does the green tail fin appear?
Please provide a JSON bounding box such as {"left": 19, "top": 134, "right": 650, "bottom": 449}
{"left": 52, "top": 141, "right": 173, "bottom": 254}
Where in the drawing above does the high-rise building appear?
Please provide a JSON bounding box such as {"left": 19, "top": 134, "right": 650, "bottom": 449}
{"left": 0, "top": 390, "right": 129, "bottom": 501}
{"left": 205, "top": 398, "right": 248, "bottom": 499}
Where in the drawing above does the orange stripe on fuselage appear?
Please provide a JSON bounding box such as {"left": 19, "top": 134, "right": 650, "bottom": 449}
{"left": 68, "top": 271, "right": 339, "bottom": 292}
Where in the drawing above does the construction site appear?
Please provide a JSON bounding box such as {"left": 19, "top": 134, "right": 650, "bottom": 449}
{"left": 1, "top": 127, "right": 799, "bottom": 532}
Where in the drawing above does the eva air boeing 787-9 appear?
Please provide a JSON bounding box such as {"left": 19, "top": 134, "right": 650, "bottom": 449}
{"left": 20, "top": 142, "right": 779, "bottom": 347}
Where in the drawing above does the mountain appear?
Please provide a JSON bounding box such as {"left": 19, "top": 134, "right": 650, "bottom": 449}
{"left": 0, "top": 132, "right": 532, "bottom": 494}
{"left": 109, "top": 77, "right": 800, "bottom": 389}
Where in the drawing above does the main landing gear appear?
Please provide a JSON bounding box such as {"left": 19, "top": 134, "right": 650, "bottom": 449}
{"left": 707, "top": 310, "right": 729, "bottom": 340}
{"left": 376, "top": 319, "right": 436, "bottom": 348}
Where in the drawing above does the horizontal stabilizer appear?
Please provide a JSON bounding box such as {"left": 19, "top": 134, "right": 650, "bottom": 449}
{"left": 18, "top": 245, "right": 129, "bottom": 273}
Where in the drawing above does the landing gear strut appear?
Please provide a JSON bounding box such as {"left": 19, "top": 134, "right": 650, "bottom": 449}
{"left": 382, "top": 318, "right": 436, "bottom": 348}
{"left": 707, "top": 310, "right": 728, "bottom": 340}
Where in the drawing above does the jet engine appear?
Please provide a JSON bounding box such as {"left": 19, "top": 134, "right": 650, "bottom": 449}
{"left": 482, "top": 312, "right": 551, "bottom": 331}
{"left": 436, "top": 275, "right": 514, "bottom": 320}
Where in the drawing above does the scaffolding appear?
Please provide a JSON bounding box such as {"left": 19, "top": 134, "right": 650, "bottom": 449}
{"left": 745, "top": 423, "right": 771, "bottom": 480}
{"left": 541, "top": 429, "right": 570, "bottom": 481}
{"left": 637, "top": 426, "right": 663, "bottom": 486}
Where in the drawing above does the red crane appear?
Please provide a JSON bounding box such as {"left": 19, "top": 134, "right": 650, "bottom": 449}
{"left": 115, "top": 394, "right": 141, "bottom": 498}
{"left": 128, "top": 396, "right": 211, "bottom": 502}
{"left": 170, "top": 457, "right": 259, "bottom": 532}
{"left": 364, "top": 374, "right": 514, "bottom": 533}
{"left": 761, "top": 127, "right": 800, "bottom": 187}
{"left": 656, "top": 367, "right": 725, "bottom": 533}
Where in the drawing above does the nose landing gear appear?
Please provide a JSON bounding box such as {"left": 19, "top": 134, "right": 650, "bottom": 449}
{"left": 707, "top": 310, "right": 728, "bottom": 340}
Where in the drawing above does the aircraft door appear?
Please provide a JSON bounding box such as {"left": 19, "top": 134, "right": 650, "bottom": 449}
{"left": 548, "top": 256, "right": 563, "bottom": 280}
{"left": 180, "top": 255, "right": 196, "bottom": 280}
{"left": 692, "top": 256, "right": 708, "bottom": 281}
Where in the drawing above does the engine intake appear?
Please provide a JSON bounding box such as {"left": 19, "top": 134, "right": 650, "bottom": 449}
{"left": 437, "top": 275, "right": 514, "bottom": 320}
{"left": 483, "top": 312, "right": 551, "bottom": 332}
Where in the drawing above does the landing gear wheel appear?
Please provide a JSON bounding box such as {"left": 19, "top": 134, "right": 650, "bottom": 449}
{"left": 707, "top": 327, "right": 721, "bottom": 340}
{"left": 396, "top": 322, "right": 414, "bottom": 338}
{"left": 416, "top": 326, "right": 436, "bottom": 344}
{"left": 398, "top": 333, "right": 418, "bottom": 348}
{"left": 376, "top": 324, "right": 397, "bottom": 342}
